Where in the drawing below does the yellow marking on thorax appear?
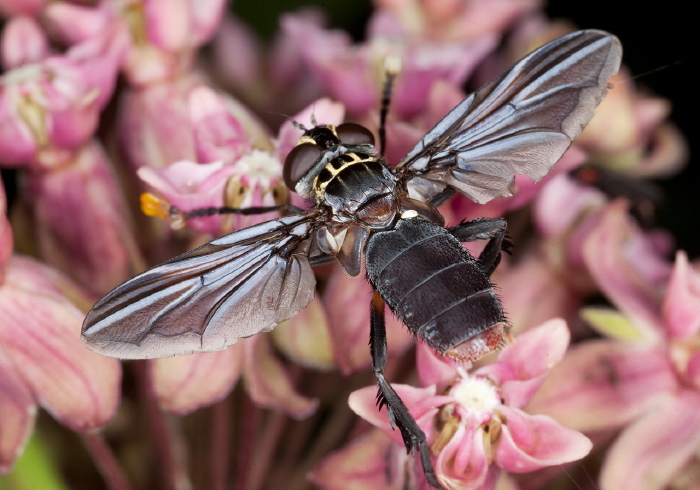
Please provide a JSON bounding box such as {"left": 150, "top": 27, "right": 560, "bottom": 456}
{"left": 313, "top": 153, "right": 372, "bottom": 199}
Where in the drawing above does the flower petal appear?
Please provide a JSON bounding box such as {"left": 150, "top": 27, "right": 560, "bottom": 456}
{"left": 416, "top": 340, "right": 463, "bottom": 391}
{"left": 387, "top": 38, "right": 496, "bottom": 120}
{"left": 494, "top": 251, "right": 582, "bottom": 335}
{"left": 310, "top": 429, "right": 409, "bottom": 490}
{"left": 662, "top": 251, "right": 700, "bottom": 340}
{"left": 582, "top": 200, "right": 672, "bottom": 341}
{"left": 138, "top": 159, "right": 235, "bottom": 234}
{"left": 348, "top": 384, "right": 446, "bottom": 446}
{"left": 496, "top": 406, "right": 592, "bottom": 473}
{"left": 600, "top": 390, "right": 700, "bottom": 490}
{"left": 1, "top": 16, "right": 49, "bottom": 69}
{"left": 0, "top": 90, "right": 40, "bottom": 166}
{"left": 0, "top": 256, "right": 121, "bottom": 430}
{"left": 323, "top": 266, "right": 412, "bottom": 374}
{"left": 270, "top": 297, "right": 334, "bottom": 370}
{"left": 43, "top": 3, "right": 112, "bottom": 45}
{"left": 527, "top": 340, "right": 677, "bottom": 432}
{"left": 243, "top": 335, "right": 318, "bottom": 419}
{"left": 188, "top": 86, "right": 251, "bottom": 165}
{"left": 435, "top": 422, "right": 489, "bottom": 490}
{"left": 29, "top": 141, "right": 139, "bottom": 295}
{"left": 490, "top": 318, "right": 569, "bottom": 381}
{"left": 150, "top": 346, "right": 243, "bottom": 415}
{"left": 0, "top": 346, "right": 36, "bottom": 472}
{"left": 280, "top": 14, "right": 376, "bottom": 116}
{"left": 533, "top": 171, "right": 606, "bottom": 239}
{"left": 477, "top": 319, "right": 569, "bottom": 409}
{"left": 118, "top": 77, "right": 199, "bottom": 171}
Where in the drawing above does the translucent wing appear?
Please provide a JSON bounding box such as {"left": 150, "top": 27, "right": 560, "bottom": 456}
{"left": 394, "top": 30, "right": 623, "bottom": 204}
{"left": 82, "top": 214, "right": 319, "bottom": 359}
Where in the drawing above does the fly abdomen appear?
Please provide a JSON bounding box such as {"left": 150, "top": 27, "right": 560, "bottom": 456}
{"left": 366, "top": 218, "right": 506, "bottom": 361}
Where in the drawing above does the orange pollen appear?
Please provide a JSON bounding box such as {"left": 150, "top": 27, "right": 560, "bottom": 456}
{"left": 140, "top": 192, "right": 172, "bottom": 220}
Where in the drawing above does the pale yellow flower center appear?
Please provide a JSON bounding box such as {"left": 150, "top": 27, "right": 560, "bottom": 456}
{"left": 235, "top": 150, "right": 281, "bottom": 185}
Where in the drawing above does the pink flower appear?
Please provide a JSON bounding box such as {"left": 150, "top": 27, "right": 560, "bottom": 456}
{"left": 311, "top": 428, "right": 423, "bottom": 489}
{"left": 347, "top": 320, "right": 592, "bottom": 489}
{"left": 210, "top": 12, "right": 328, "bottom": 122}
{"left": 494, "top": 252, "right": 582, "bottom": 336}
{"left": 0, "top": 175, "right": 12, "bottom": 267}
{"left": 119, "top": 77, "right": 273, "bottom": 174}
{"left": 575, "top": 67, "right": 688, "bottom": 177}
{"left": 0, "top": 24, "right": 126, "bottom": 166}
{"left": 370, "top": 0, "right": 539, "bottom": 43}
{"left": 582, "top": 200, "right": 673, "bottom": 341}
{"left": 138, "top": 159, "right": 239, "bottom": 234}
{"left": 1, "top": 16, "right": 49, "bottom": 69}
{"left": 280, "top": 11, "right": 495, "bottom": 119}
{"left": 45, "top": 0, "right": 226, "bottom": 85}
{"left": 0, "top": 0, "right": 46, "bottom": 17}
{"left": 150, "top": 297, "right": 331, "bottom": 416}
{"left": 136, "top": 94, "right": 340, "bottom": 235}
{"left": 150, "top": 335, "right": 310, "bottom": 417}
{"left": 24, "top": 141, "right": 140, "bottom": 295}
{"left": 0, "top": 178, "right": 121, "bottom": 471}
{"left": 323, "top": 264, "right": 413, "bottom": 375}
{"left": 189, "top": 85, "right": 252, "bottom": 165}
{"left": 528, "top": 203, "right": 700, "bottom": 490}
{"left": 141, "top": 0, "right": 226, "bottom": 54}
{"left": 0, "top": 256, "right": 121, "bottom": 471}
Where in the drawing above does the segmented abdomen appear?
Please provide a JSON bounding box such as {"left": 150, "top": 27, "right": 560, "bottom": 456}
{"left": 365, "top": 218, "right": 504, "bottom": 355}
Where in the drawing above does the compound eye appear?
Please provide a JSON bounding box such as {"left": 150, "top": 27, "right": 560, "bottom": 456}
{"left": 284, "top": 142, "right": 322, "bottom": 189}
{"left": 336, "top": 123, "right": 375, "bottom": 146}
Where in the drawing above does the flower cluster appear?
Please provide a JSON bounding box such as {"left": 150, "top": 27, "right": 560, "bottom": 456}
{"left": 0, "top": 1, "right": 690, "bottom": 490}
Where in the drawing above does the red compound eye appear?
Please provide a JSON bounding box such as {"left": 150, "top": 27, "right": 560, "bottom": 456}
{"left": 336, "top": 123, "right": 375, "bottom": 146}
{"left": 283, "top": 142, "right": 322, "bottom": 190}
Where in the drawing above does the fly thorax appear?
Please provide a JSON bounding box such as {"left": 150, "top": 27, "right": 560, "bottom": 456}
{"left": 317, "top": 153, "right": 399, "bottom": 227}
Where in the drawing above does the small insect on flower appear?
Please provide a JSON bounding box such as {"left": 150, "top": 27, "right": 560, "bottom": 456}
{"left": 82, "top": 30, "right": 622, "bottom": 488}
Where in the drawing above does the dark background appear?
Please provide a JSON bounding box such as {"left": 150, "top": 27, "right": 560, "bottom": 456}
{"left": 234, "top": 0, "right": 698, "bottom": 257}
{"left": 547, "top": 1, "right": 697, "bottom": 256}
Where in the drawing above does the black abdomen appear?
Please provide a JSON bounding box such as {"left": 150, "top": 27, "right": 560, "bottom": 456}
{"left": 366, "top": 218, "right": 504, "bottom": 355}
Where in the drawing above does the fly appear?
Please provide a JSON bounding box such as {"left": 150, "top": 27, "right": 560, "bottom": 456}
{"left": 82, "top": 30, "right": 622, "bottom": 489}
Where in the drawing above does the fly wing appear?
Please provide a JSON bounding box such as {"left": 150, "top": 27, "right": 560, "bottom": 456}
{"left": 394, "top": 30, "right": 622, "bottom": 204}
{"left": 82, "top": 214, "right": 319, "bottom": 359}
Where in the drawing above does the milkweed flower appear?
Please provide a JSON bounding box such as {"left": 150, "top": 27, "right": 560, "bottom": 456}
{"left": 0, "top": 18, "right": 125, "bottom": 166}
{"left": 345, "top": 320, "right": 591, "bottom": 489}
{"left": 0, "top": 177, "right": 121, "bottom": 471}
{"left": 280, "top": 10, "right": 496, "bottom": 119}
{"left": 529, "top": 202, "right": 700, "bottom": 490}
{"left": 149, "top": 309, "right": 327, "bottom": 417}
{"left": 0, "top": 16, "right": 138, "bottom": 295}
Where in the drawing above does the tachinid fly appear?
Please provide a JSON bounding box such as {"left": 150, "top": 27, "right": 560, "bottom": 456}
{"left": 82, "top": 30, "right": 622, "bottom": 488}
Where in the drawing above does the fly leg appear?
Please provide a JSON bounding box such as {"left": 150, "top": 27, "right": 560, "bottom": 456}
{"left": 141, "top": 191, "right": 307, "bottom": 226}
{"left": 370, "top": 291, "right": 441, "bottom": 489}
{"left": 181, "top": 204, "right": 306, "bottom": 219}
{"left": 448, "top": 218, "right": 512, "bottom": 275}
{"left": 378, "top": 56, "right": 400, "bottom": 156}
